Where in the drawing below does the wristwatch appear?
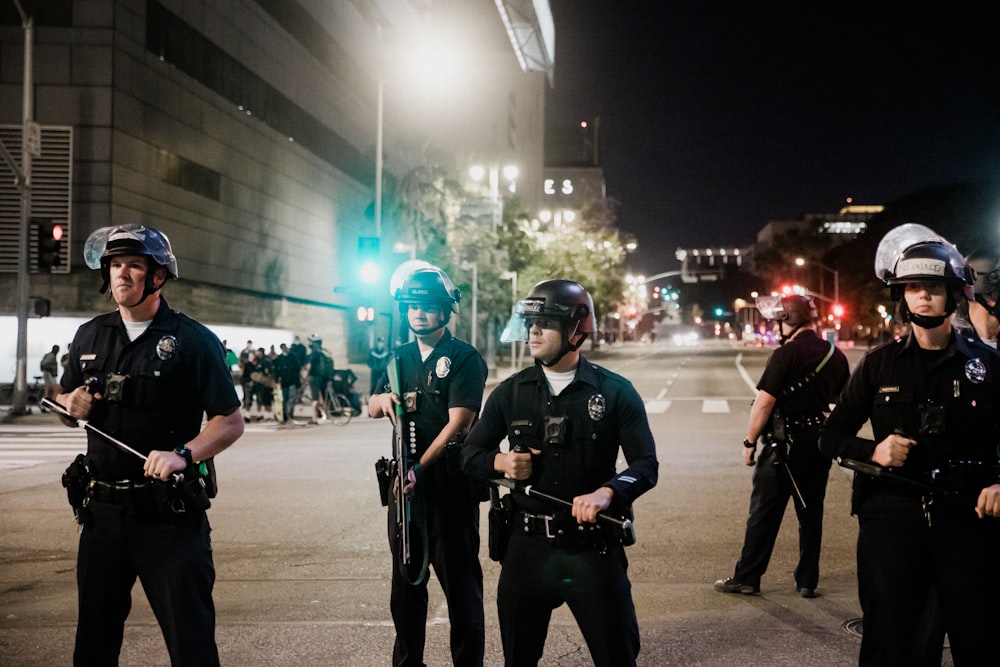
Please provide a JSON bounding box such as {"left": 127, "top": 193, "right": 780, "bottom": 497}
{"left": 174, "top": 446, "right": 194, "bottom": 467}
{"left": 743, "top": 439, "right": 756, "bottom": 449}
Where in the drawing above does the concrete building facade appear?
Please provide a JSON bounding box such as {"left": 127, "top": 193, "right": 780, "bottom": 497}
{"left": 0, "top": 0, "right": 551, "bottom": 366}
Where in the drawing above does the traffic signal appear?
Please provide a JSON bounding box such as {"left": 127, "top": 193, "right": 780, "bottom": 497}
{"left": 358, "top": 236, "right": 380, "bottom": 284}
{"left": 36, "top": 219, "right": 63, "bottom": 269}
{"left": 831, "top": 303, "right": 845, "bottom": 318}
{"left": 713, "top": 306, "right": 724, "bottom": 318}
{"left": 33, "top": 297, "right": 50, "bottom": 317}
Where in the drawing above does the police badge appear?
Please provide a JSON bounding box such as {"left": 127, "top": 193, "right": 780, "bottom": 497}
{"left": 588, "top": 394, "right": 606, "bottom": 421}
{"left": 435, "top": 356, "right": 452, "bottom": 379}
{"left": 156, "top": 335, "right": 178, "bottom": 360}
{"left": 965, "top": 357, "right": 987, "bottom": 384}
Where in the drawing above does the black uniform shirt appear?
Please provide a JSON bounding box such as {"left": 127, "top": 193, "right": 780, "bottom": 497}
{"left": 462, "top": 356, "right": 658, "bottom": 516}
{"left": 757, "top": 329, "right": 849, "bottom": 419}
{"left": 62, "top": 298, "right": 240, "bottom": 481}
{"left": 378, "top": 330, "right": 488, "bottom": 503}
{"left": 387, "top": 330, "right": 488, "bottom": 454}
{"left": 820, "top": 330, "right": 1000, "bottom": 492}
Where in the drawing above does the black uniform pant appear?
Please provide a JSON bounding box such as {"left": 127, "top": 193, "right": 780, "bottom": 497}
{"left": 731, "top": 441, "right": 830, "bottom": 590}
{"left": 497, "top": 530, "right": 639, "bottom": 667}
{"left": 74, "top": 500, "right": 217, "bottom": 667}
{"left": 387, "top": 496, "right": 484, "bottom": 667}
{"left": 856, "top": 492, "right": 1000, "bottom": 667}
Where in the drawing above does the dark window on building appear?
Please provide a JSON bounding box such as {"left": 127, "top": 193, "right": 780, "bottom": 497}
{"left": 145, "top": 0, "right": 371, "bottom": 186}
{"left": 156, "top": 149, "right": 221, "bottom": 201}
{"left": 0, "top": 0, "right": 72, "bottom": 26}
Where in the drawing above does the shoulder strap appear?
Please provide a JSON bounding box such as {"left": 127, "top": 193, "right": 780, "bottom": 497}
{"left": 780, "top": 341, "right": 837, "bottom": 398}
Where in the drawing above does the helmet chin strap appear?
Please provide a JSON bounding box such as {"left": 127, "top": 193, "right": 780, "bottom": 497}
{"left": 975, "top": 294, "right": 1000, "bottom": 320}
{"left": 900, "top": 295, "right": 955, "bottom": 329}
{"left": 405, "top": 304, "right": 450, "bottom": 336}
{"left": 99, "top": 261, "right": 160, "bottom": 308}
{"left": 778, "top": 322, "right": 803, "bottom": 346}
{"left": 538, "top": 322, "right": 587, "bottom": 368}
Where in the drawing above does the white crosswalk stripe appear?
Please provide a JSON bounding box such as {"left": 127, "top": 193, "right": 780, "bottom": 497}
{"left": 0, "top": 432, "right": 87, "bottom": 470}
{"left": 644, "top": 397, "right": 739, "bottom": 414}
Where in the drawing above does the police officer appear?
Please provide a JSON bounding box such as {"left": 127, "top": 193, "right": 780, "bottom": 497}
{"left": 963, "top": 248, "right": 1000, "bottom": 349}
{"left": 819, "top": 224, "right": 1000, "bottom": 666}
{"left": 461, "top": 280, "right": 658, "bottom": 667}
{"left": 368, "top": 265, "right": 488, "bottom": 667}
{"left": 57, "top": 224, "right": 244, "bottom": 666}
{"left": 714, "top": 293, "right": 849, "bottom": 597}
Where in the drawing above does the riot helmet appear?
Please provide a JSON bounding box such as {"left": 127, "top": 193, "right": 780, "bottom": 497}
{"left": 394, "top": 265, "right": 460, "bottom": 333}
{"left": 83, "top": 224, "right": 178, "bottom": 304}
{"left": 502, "top": 280, "right": 597, "bottom": 367}
{"left": 307, "top": 333, "right": 323, "bottom": 348}
{"left": 965, "top": 248, "right": 1000, "bottom": 319}
{"left": 755, "top": 293, "right": 817, "bottom": 344}
{"left": 874, "top": 223, "right": 974, "bottom": 328}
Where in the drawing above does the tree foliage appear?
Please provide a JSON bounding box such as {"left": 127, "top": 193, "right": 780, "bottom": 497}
{"left": 381, "top": 160, "right": 635, "bottom": 345}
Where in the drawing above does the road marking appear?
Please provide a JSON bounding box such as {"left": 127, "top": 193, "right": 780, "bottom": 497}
{"left": 735, "top": 352, "right": 759, "bottom": 396}
{"left": 645, "top": 400, "right": 671, "bottom": 414}
{"left": 0, "top": 437, "right": 85, "bottom": 470}
{"left": 702, "top": 399, "right": 730, "bottom": 413}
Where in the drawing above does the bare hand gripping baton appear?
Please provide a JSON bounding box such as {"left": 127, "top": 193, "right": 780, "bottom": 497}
{"left": 41, "top": 397, "right": 184, "bottom": 485}
{"left": 489, "top": 477, "right": 637, "bottom": 546}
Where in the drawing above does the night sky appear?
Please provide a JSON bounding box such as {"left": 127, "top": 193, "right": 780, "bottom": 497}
{"left": 544, "top": 2, "right": 1000, "bottom": 275}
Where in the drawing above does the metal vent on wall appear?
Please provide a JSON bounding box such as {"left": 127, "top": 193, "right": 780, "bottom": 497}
{"left": 0, "top": 124, "right": 73, "bottom": 274}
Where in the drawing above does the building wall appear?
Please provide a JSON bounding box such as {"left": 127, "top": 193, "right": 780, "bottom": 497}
{"left": 0, "top": 0, "right": 549, "bottom": 363}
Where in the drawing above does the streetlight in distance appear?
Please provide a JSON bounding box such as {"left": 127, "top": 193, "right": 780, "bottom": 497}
{"left": 794, "top": 256, "right": 840, "bottom": 312}
{"left": 500, "top": 270, "right": 518, "bottom": 370}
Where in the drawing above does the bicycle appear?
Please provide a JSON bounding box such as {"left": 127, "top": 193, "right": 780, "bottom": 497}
{"left": 322, "top": 382, "right": 353, "bottom": 426}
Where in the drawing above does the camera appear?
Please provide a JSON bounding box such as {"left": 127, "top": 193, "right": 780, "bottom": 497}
{"left": 104, "top": 373, "right": 127, "bottom": 403}
{"left": 919, "top": 401, "right": 946, "bottom": 437}
{"left": 544, "top": 416, "right": 567, "bottom": 447}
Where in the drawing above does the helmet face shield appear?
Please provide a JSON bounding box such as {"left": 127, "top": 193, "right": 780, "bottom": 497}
{"left": 754, "top": 295, "right": 785, "bottom": 321}
{"left": 500, "top": 298, "right": 558, "bottom": 343}
{"left": 85, "top": 225, "right": 178, "bottom": 277}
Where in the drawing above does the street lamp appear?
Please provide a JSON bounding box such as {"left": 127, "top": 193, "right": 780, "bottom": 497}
{"left": 500, "top": 270, "right": 517, "bottom": 370}
{"left": 460, "top": 260, "right": 478, "bottom": 350}
{"left": 794, "top": 257, "right": 840, "bottom": 308}
{"left": 470, "top": 164, "right": 518, "bottom": 231}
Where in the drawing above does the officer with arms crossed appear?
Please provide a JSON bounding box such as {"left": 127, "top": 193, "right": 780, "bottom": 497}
{"left": 820, "top": 224, "right": 1000, "bottom": 666}
{"left": 461, "top": 280, "right": 658, "bottom": 667}
{"left": 368, "top": 265, "right": 488, "bottom": 667}
{"left": 57, "top": 224, "right": 244, "bottom": 666}
{"left": 715, "top": 293, "right": 849, "bottom": 597}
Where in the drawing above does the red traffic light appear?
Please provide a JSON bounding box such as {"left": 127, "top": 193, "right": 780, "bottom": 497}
{"left": 51, "top": 224, "right": 64, "bottom": 241}
{"left": 831, "top": 303, "right": 845, "bottom": 318}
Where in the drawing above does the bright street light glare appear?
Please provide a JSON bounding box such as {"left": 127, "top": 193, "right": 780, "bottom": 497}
{"left": 360, "top": 261, "right": 380, "bottom": 284}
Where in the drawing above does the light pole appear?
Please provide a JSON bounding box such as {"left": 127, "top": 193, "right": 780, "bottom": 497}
{"left": 500, "top": 270, "right": 517, "bottom": 370}
{"left": 795, "top": 257, "right": 840, "bottom": 308}
{"left": 470, "top": 164, "right": 518, "bottom": 232}
{"left": 460, "top": 260, "right": 478, "bottom": 350}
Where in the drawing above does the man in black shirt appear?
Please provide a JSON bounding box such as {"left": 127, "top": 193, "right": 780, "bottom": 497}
{"left": 820, "top": 224, "right": 1000, "bottom": 665}
{"left": 57, "top": 224, "right": 243, "bottom": 666}
{"left": 368, "top": 265, "right": 488, "bottom": 667}
{"left": 462, "top": 280, "right": 657, "bottom": 667}
{"left": 715, "top": 293, "right": 849, "bottom": 597}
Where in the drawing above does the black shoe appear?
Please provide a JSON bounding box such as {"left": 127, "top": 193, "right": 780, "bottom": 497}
{"left": 714, "top": 577, "right": 759, "bottom": 595}
{"left": 796, "top": 585, "right": 817, "bottom": 598}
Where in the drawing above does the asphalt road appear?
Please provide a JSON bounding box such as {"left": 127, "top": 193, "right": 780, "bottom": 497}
{"left": 0, "top": 339, "right": 951, "bottom": 666}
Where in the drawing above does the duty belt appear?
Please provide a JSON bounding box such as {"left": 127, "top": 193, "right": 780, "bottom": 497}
{"left": 516, "top": 511, "right": 617, "bottom": 550}
{"left": 787, "top": 414, "right": 825, "bottom": 428}
{"left": 90, "top": 479, "right": 151, "bottom": 504}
